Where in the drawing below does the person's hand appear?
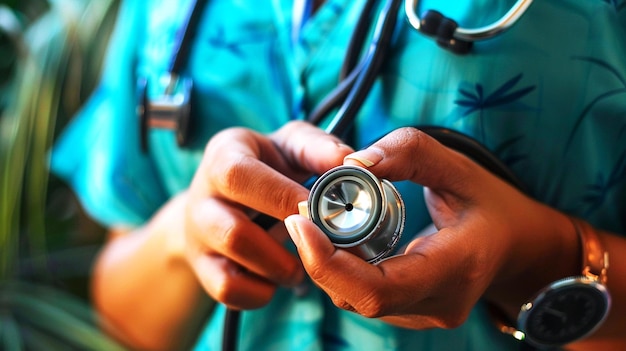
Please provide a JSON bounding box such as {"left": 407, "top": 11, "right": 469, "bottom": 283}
{"left": 183, "top": 121, "right": 354, "bottom": 310}
{"left": 284, "top": 127, "right": 580, "bottom": 329}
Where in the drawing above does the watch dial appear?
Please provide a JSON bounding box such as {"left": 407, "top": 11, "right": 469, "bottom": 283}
{"left": 523, "top": 282, "right": 610, "bottom": 347}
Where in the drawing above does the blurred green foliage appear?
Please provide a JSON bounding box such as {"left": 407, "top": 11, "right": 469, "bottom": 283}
{"left": 0, "top": 0, "right": 127, "bottom": 349}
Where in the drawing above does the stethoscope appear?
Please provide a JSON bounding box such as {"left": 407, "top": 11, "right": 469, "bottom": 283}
{"left": 136, "top": 1, "right": 532, "bottom": 350}
{"left": 137, "top": 0, "right": 534, "bottom": 152}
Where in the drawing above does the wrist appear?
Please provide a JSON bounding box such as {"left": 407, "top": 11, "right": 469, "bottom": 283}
{"left": 488, "top": 215, "right": 611, "bottom": 348}
{"left": 486, "top": 207, "right": 581, "bottom": 314}
{"left": 145, "top": 191, "right": 191, "bottom": 264}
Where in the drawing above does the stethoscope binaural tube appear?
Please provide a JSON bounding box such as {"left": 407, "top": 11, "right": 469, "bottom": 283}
{"left": 310, "top": 0, "right": 403, "bottom": 137}
{"left": 404, "top": 0, "right": 533, "bottom": 53}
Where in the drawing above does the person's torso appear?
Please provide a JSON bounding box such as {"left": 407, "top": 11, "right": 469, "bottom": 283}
{"left": 133, "top": 1, "right": 626, "bottom": 349}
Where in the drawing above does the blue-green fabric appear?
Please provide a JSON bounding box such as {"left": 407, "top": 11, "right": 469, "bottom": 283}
{"left": 51, "top": 0, "right": 626, "bottom": 350}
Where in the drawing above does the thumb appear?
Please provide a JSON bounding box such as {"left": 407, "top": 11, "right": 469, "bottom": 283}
{"left": 283, "top": 214, "right": 383, "bottom": 306}
{"left": 284, "top": 214, "right": 337, "bottom": 265}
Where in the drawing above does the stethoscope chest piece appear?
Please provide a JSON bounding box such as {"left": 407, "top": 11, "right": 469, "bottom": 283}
{"left": 304, "top": 165, "right": 405, "bottom": 263}
{"left": 137, "top": 74, "right": 193, "bottom": 153}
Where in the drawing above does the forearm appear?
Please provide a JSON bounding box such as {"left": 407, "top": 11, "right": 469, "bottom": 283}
{"left": 92, "top": 192, "right": 212, "bottom": 351}
{"left": 484, "top": 206, "right": 581, "bottom": 316}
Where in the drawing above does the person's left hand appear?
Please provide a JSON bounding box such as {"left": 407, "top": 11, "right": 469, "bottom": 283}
{"left": 284, "top": 127, "right": 579, "bottom": 329}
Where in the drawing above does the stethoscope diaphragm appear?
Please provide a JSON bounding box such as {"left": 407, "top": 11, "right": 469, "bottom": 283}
{"left": 301, "top": 165, "right": 405, "bottom": 263}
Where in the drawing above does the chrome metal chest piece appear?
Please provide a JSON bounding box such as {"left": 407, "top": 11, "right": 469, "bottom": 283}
{"left": 304, "top": 165, "right": 405, "bottom": 263}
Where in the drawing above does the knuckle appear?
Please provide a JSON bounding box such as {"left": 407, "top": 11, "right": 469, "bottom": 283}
{"left": 213, "top": 280, "right": 247, "bottom": 307}
{"left": 304, "top": 259, "right": 328, "bottom": 283}
{"left": 281, "top": 120, "right": 308, "bottom": 133}
{"left": 204, "top": 126, "right": 254, "bottom": 164}
{"left": 204, "top": 128, "right": 244, "bottom": 157}
{"left": 332, "top": 297, "right": 356, "bottom": 312}
{"left": 307, "top": 265, "right": 345, "bottom": 294}
{"left": 354, "top": 292, "right": 387, "bottom": 318}
{"left": 210, "top": 127, "right": 248, "bottom": 146}
{"left": 219, "top": 218, "right": 246, "bottom": 254}
{"left": 376, "top": 127, "right": 428, "bottom": 179}
{"left": 210, "top": 269, "right": 273, "bottom": 309}
{"left": 331, "top": 290, "right": 388, "bottom": 318}
{"left": 401, "top": 127, "right": 426, "bottom": 155}
{"left": 214, "top": 154, "right": 250, "bottom": 197}
{"left": 271, "top": 121, "right": 306, "bottom": 146}
{"left": 401, "top": 126, "right": 424, "bottom": 142}
{"left": 274, "top": 186, "right": 299, "bottom": 214}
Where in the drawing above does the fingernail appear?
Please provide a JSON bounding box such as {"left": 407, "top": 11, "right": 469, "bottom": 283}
{"left": 343, "top": 149, "right": 383, "bottom": 168}
{"left": 297, "top": 201, "right": 309, "bottom": 219}
{"left": 284, "top": 215, "right": 302, "bottom": 246}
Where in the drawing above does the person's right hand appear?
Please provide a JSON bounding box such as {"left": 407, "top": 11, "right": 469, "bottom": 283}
{"left": 182, "top": 121, "right": 354, "bottom": 310}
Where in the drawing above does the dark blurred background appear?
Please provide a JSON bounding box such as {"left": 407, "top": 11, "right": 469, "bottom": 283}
{"left": 0, "top": 0, "right": 127, "bottom": 349}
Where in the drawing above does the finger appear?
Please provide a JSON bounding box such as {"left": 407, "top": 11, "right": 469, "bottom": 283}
{"left": 284, "top": 214, "right": 471, "bottom": 319}
{"left": 191, "top": 198, "right": 304, "bottom": 287}
{"left": 270, "top": 121, "right": 355, "bottom": 177}
{"left": 343, "top": 127, "right": 486, "bottom": 196}
{"left": 190, "top": 253, "right": 276, "bottom": 309}
{"left": 194, "top": 124, "right": 353, "bottom": 220}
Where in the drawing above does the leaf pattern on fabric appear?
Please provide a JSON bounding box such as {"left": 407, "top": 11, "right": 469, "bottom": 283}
{"left": 602, "top": 0, "right": 626, "bottom": 11}
{"left": 582, "top": 150, "right": 626, "bottom": 215}
{"left": 454, "top": 74, "right": 535, "bottom": 143}
{"left": 568, "top": 57, "right": 626, "bottom": 216}
{"left": 566, "top": 57, "right": 626, "bottom": 152}
{"left": 206, "top": 27, "right": 245, "bottom": 57}
{"left": 493, "top": 135, "right": 527, "bottom": 169}
{"left": 205, "top": 25, "right": 276, "bottom": 58}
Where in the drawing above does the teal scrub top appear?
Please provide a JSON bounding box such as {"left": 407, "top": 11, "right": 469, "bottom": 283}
{"left": 51, "top": 0, "right": 626, "bottom": 350}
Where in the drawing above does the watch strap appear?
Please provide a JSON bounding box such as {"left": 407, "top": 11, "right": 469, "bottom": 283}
{"left": 569, "top": 216, "right": 609, "bottom": 284}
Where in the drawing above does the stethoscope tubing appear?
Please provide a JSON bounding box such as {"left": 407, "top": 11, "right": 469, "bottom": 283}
{"left": 169, "top": 0, "right": 209, "bottom": 77}
{"left": 135, "top": 0, "right": 532, "bottom": 350}
{"left": 222, "top": 0, "right": 527, "bottom": 349}
{"left": 223, "top": 4, "right": 402, "bottom": 348}
{"left": 308, "top": 0, "right": 378, "bottom": 126}
{"left": 324, "top": 0, "right": 403, "bottom": 137}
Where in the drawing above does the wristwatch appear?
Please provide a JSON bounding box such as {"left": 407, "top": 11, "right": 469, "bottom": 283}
{"left": 496, "top": 217, "right": 611, "bottom": 349}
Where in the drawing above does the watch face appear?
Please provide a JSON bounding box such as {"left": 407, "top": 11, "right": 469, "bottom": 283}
{"left": 519, "top": 277, "right": 611, "bottom": 347}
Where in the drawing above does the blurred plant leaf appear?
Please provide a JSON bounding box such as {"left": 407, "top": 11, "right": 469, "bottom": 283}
{"left": 0, "top": 0, "right": 124, "bottom": 349}
{"left": 0, "top": 4, "right": 23, "bottom": 112}
{"left": 1, "top": 0, "right": 118, "bottom": 278}
{"left": 1, "top": 281, "right": 127, "bottom": 351}
{"left": 0, "top": 312, "right": 23, "bottom": 351}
